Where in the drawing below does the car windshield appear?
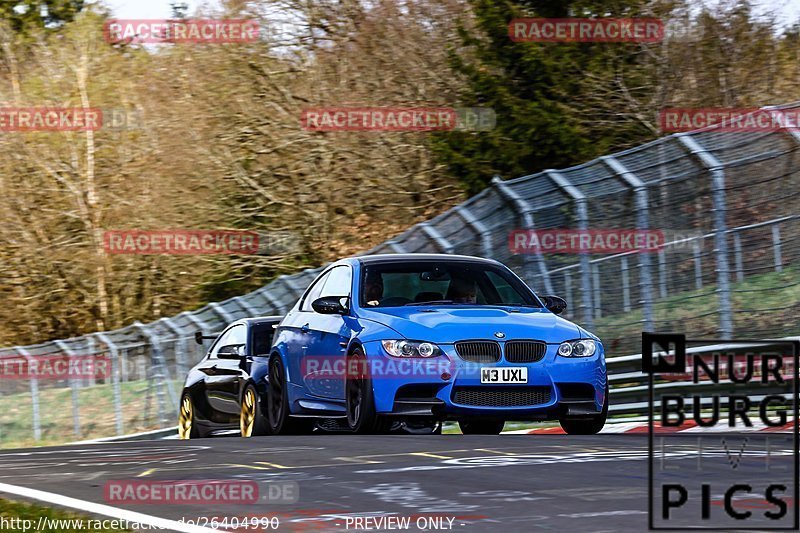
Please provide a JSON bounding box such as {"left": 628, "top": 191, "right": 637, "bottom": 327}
{"left": 360, "top": 261, "right": 541, "bottom": 308}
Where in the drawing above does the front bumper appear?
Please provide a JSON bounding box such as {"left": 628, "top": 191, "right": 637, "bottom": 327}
{"left": 362, "top": 340, "right": 606, "bottom": 421}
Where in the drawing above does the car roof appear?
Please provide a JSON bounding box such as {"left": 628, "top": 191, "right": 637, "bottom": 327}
{"left": 239, "top": 316, "right": 283, "bottom": 325}
{"left": 354, "top": 253, "right": 501, "bottom": 266}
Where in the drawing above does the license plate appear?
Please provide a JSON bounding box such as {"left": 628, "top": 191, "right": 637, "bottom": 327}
{"left": 480, "top": 367, "right": 528, "bottom": 384}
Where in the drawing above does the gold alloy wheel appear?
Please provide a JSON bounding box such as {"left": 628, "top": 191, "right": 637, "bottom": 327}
{"left": 240, "top": 388, "right": 256, "bottom": 437}
{"left": 178, "top": 395, "right": 193, "bottom": 439}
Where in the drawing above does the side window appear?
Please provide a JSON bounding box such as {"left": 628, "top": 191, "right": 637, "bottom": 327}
{"left": 227, "top": 325, "right": 247, "bottom": 346}
{"left": 320, "top": 266, "right": 352, "bottom": 298}
{"left": 209, "top": 325, "right": 247, "bottom": 358}
{"left": 300, "top": 271, "right": 331, "bottom": 311}
{"left": 208, "top": 327, "right": 234, "bottom": 358}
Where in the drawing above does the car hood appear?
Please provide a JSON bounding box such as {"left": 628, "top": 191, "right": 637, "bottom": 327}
{"left": 358, "top": 306, "right": 582, "bottom": 344}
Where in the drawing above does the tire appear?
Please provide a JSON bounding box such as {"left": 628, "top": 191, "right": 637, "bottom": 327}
{"left": 240, "top": 383, "right": 270, "bottom": 437}
{"left": 559, "top": 384, "right": 609, "bottom": 435}
{"left": 458, "top": 420, "right": 505, "bottom": 435}
{"left": 345, "top": 348, "right": 390, "bottom": 434}
{"left": 267, "top": 356, "right": 315, "bottom": 435}
{"left": 178, "top": 391, "right": 201, "bottom": 439}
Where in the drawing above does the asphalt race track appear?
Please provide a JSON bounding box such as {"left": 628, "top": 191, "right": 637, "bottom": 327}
{"left": 0, "top": 433, "right": 794, "bottom": 532}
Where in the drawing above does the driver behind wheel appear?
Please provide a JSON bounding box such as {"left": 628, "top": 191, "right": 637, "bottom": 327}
{"left": 364, "top": 272, "right": 384, "bottom": 306}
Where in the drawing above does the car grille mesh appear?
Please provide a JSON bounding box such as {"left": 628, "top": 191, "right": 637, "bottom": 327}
{"left": 455, "top": 341, "right": 501, "bottom": 363}
{"left": 452, "top": 386, "right": 551, "bottom": 407}
{"left": 504, "top": 341, "right": 547, "bottom": 363}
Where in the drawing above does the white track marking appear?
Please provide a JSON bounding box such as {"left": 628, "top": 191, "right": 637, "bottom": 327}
{"left": 0, "top": 482, "right": 222, "bottom": 533}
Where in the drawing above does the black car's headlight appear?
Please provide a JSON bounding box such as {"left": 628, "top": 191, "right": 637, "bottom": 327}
{"left": 381, "top": 340, "right": 441, "bottom": 358}
{"left": 557, "top": 339, "right": 597, "bottom": 357}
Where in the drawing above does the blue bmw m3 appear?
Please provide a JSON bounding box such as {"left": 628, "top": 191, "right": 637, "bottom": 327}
{"left": 266, "top": 254, "right": 607, "bottom": 435}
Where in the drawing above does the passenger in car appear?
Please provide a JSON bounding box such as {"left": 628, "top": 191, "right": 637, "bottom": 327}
{"left": 447, "top": 277, "right": 477, "bottom": 304}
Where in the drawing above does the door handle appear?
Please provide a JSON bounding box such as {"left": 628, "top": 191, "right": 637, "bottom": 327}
{"left": 301, "top": 323, "right": 310, "bottom": 333}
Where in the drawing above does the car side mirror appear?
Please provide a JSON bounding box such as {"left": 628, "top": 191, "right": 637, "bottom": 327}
{"left": 542, "top": 295, "right": 567, "bottom": 315}
{"left": 312, "top": 296, "right": 349, "bottom": 315}
{"left": 217, "top": 344, "right": 245, "bottom": 359}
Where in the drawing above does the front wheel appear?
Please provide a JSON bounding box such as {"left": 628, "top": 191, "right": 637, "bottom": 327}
{"left": 346, "top": 349, "right": 390, "bottom": 434}
{"left": 458, "top": 420, "right": 505, "bottom": 435}
{"left": 559, "top": 384, "right": 608, "bottom": 435}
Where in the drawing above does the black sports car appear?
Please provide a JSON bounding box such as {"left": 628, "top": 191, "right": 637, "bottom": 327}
{"left": 178, "top": 315, "right": 441, "bottom": 438}
{"left": 178, "top": 316, "right": 282, "bottom": 439}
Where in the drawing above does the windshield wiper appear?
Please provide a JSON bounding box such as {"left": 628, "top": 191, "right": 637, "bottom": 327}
{"left": 404, "top": 299, "right": 457, "bottom": 306}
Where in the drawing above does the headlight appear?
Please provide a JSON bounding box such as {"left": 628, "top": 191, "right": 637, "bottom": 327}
{"left": 557, "top": 339, "right": 597, "bottom": 357}
{"left": 381, "top": 340, "right": 441, "bottom": 358}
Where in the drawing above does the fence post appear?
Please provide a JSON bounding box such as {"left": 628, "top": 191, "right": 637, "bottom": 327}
{"left": 454, "top": 205, "right": 493, "bottom": 257}
{"left": 96, "top": 332, "right": 124, "bottom": 435}
{"left": 85, "top": 335, "right": 97, "bottom": 386}
{"left": 546, "top": 170, "right": 593, "bottom": 329}
{"left": 134, "top": 322, "right": 178, "bottom": 426}
{"left": 16, "top": 347, "right": 41, "bottom": 441}
{"left": 382, "top": 240, "right": 407, "bottom": 253}
{"left": 253, "top": 287, "right": 288, "bottom": 314}
{"left": 159, "top": 317, "right": 188, "bottom": 377}
{"left": 601, "top": 155, "right": 654, "bottom": 331}
{"left": 419, "top": 222, "right": 454, "bottom": 253}
{"left": 564, "top": 270, "right": 573, "bottom": 317}
{"left": 210, "top": 302, "right": 236, "bottom": 324}
{"left": 693, "top": 240, "right": 703, "bottom": 290}
{"left": 592, "top": 262, "right": 602, "bottom": 319}
{"left": 232, "top": 296, "right": 261, "bottom": 317}
{"left": 732, "top": 231, "right": 744, "bottom": 282}
{"left": 621, "top": 256, "right": 631, "bottom": 312}
{"left": 53, "top": 340, "right": 81, "bottom": 438}
{"left": 277, "top": 275, "right": 306, "bottom": 300}
{"left": 491, "top": 176, "right": 554, "bottom": 294}
{"left": 772, "top": 225, "right": 783, "bottom": 272}
{"left": 677, "top": 135, "right": 733, "bottom": 339}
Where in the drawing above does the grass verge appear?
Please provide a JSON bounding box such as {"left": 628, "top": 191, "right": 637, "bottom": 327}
{"left": 0, "top": 498, "right": 130, "bottom": 532}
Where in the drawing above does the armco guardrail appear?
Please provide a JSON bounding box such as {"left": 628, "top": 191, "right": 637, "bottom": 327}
{"left": 1, "top": 103, "right": 799, "bottom": 445}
